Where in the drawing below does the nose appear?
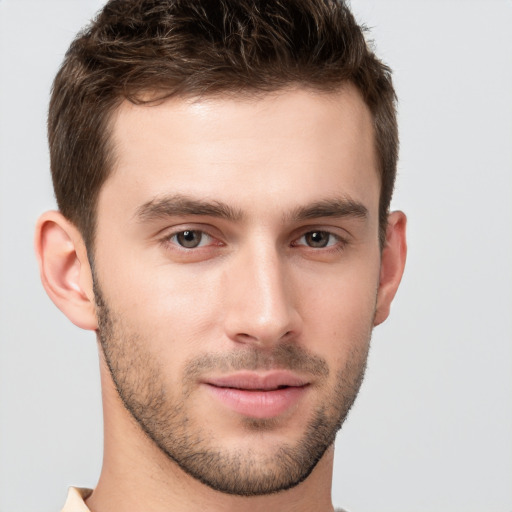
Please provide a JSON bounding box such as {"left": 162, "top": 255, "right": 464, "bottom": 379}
{"left": 223, "top": 242, "right": 302, "bottom": 348}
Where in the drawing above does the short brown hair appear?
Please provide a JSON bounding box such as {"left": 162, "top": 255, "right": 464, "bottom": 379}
{"left": 49, "top": 0, "right": 398, "bottom": 248}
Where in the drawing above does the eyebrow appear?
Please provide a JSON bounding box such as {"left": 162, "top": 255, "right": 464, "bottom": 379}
{"left": 288, "top": 197, "right": 368, "bottom": 222}
{"left": 135, "top": 194, "right": 244, "bottom": 223}
{"left": 135, "top": 194, "right": 368, "bottom": 224}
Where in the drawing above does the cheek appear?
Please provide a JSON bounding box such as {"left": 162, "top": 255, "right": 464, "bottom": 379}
{"left": 297, "top": 262, "right": 379, "bottom": 351}
{"left": 97, "top": 251, "right": 226, "bottom": 354}
{"left": 95, "top": 230, "right": 381, "bottom": 364}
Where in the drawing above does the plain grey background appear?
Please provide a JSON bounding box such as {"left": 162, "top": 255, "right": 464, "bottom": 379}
{"left": 1, "top": 1, "right": 511, "bottom": 511}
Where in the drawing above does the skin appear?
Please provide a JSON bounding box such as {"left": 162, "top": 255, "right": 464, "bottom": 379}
{"left": 35, "top": 85, "right": 407, "bottom": 512}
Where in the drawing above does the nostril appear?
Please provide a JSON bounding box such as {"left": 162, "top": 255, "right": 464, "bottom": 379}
{"left": 236, "top": 332, "right": 257, "bottom": 341}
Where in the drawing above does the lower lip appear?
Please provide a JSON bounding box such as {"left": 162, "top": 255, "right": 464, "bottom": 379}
{"left": 205, "top": 384, "right": 308, "bottom": 419}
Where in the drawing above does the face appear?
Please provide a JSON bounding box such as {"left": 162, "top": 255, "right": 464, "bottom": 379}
{"left": 93, "top": 87, "right": 382, "bottom": 495}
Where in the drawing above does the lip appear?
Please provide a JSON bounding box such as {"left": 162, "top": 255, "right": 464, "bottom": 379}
{"left": 203, "top": 371, "right": 310, "bottom": 419}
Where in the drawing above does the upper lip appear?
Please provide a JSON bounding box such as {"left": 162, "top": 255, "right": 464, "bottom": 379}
{"left": 204, "top": 371, "right": 309, "bottom": 391}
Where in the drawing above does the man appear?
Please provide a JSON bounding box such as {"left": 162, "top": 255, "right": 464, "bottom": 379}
{"left": 35, "top": 0, "right": 406, "bottom": 510}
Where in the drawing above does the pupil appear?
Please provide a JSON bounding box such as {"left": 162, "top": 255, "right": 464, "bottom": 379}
{"left": 178, "top": 230, "right": 201, "bottom": 248}
{"left": 307, "top": 231, "right": 328, "bottom": 247}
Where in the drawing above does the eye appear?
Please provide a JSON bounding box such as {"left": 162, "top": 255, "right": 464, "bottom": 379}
{"left": 296, "top": 230, "right": 339, "bottom": 248}
{"left": 169, "top": 230, "right": 212, "bottom": 249}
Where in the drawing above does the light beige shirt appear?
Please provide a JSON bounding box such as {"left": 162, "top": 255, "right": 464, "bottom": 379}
{"left": 61, "top": 488, "right": 92, "bottom": 512}
{"left": 61, "top": 486, "right": 348, "bottom": 511}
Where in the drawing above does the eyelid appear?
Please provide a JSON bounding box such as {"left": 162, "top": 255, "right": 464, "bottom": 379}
{"left": 158, "top": 224, "right": 224, "bottom": 249}
{"left": 156, "top": 223, "right": 350, "bottom": 252}
{"left": 170, "top": 230, "right": 213, "bottom": 248}
{"left": 292, "top": 223, "right": 350, "bottom": 240}
{"left": 294, "top": 230, "right": 344, "bottom": 245}
{"left": 295, "top": 231, "right": 339, "bottom": 245}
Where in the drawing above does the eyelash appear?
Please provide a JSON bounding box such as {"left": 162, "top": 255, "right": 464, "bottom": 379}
{"left": 292, "top": 231, "right": 346, "bottom": 251}
{"left": 161, "top": 229, "right": 219, "bottom": 250}
{"left": 160, "top": 228, "right": 347, "bottom": 253}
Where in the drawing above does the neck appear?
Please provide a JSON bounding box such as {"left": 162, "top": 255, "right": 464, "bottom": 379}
{"left": 86, "top": 356, "right": 335, "bottom": 512}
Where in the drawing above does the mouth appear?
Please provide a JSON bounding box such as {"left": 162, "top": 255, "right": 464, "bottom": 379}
{"left": 203, "top": 372, "right": 310, "bottom": 419}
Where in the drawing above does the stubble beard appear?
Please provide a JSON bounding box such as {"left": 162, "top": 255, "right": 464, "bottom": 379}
{"left": 94, "top": 280, "right": 372, "bottom": 496}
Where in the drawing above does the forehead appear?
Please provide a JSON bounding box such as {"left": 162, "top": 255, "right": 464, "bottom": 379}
{"left": 101, "top": 86, "right": 379, "bottom": 223}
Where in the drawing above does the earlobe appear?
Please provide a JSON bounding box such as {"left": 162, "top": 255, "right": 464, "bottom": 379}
{"left": 35, "top": 211, "right": 98, "bottom": 330}
{"left": 374, "top": 211, "right": 407, "bottom": 326}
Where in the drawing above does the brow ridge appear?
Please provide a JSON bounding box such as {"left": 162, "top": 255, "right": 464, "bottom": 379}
{"left": 135, "top": 194, "right": 368, "bottom": 224}
{"left": 288, "top": 197, "right": 368, "bottom": 222}
{"left": 135, "top": 194, "right": 244, "bottom": 223}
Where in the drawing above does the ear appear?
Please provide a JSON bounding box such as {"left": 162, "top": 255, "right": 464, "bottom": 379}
{"left": 35, "top": 211, "right": 98, "bottom": 330}
{"left": 374, "top": 211, "right": 407, "bottom": 326}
